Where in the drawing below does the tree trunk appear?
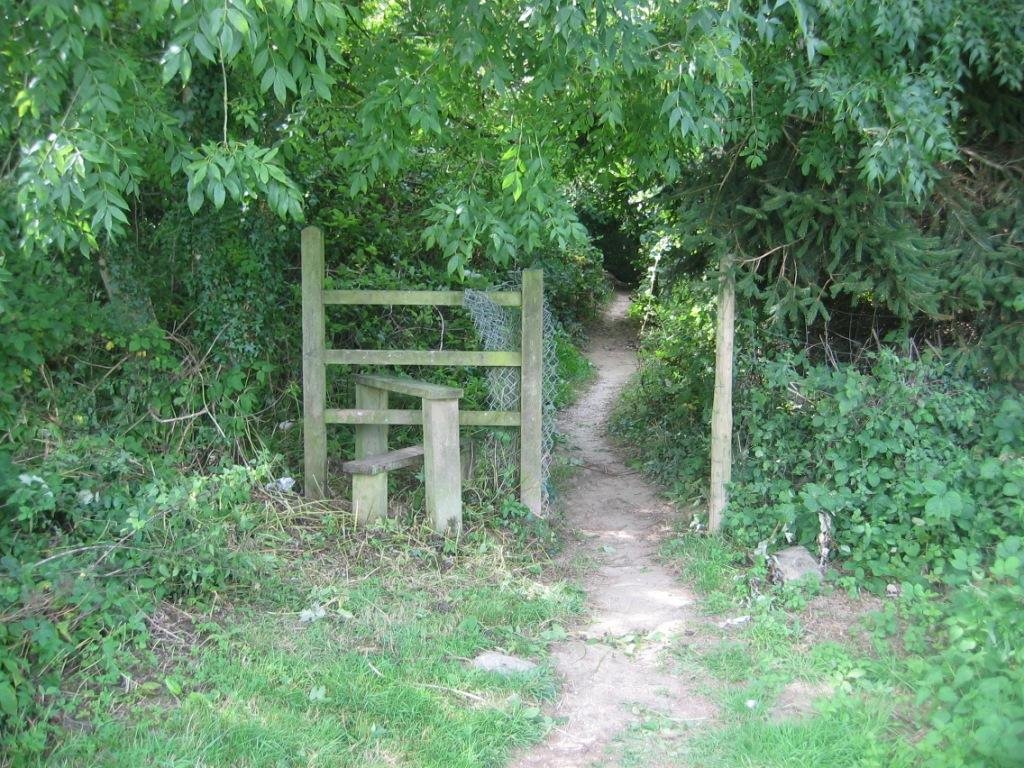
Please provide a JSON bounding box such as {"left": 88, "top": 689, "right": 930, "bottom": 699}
{"left": 709, "top": 252, "right": 735, "bottom": 532}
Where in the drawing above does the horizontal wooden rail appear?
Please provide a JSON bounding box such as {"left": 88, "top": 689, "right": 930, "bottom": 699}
{"left": 324, "top": 289, "right": 521, "bottom": 307}
{"left": 326, "top": 349, "right": 521, "bottom": 367}
{"left": 352, "top": 373, "right": 463, "bottom": 400}
{"left": 326, "top": 409, "right": 521, "bottom": 427}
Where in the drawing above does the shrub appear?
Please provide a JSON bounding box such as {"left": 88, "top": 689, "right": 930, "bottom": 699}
{"left": 0, "top": 441, "right": 278, "bottom": 759}
{"left": 884, "top": 543, "right": 1024, "bottom": 767}
{"left": 610, "top": 278, "right": 717, "bottom": 501}
{"left": 727, "top": 350, "right": 1024, "bottom": 591}
{"left": 615, "top": 277, "right": 1024, "bottom": 590}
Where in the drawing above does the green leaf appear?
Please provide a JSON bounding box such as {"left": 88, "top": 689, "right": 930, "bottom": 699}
{"left": 161, "top": 47, "right": 181, "bottom": 84}
{"left": 211, "top": 182, "right": 226, "bottom": 208}
{"left": 0, "top": 682, "right": 17, "bottom": 717}
{"left": 273, "top": 71, "right": 288, "bottom": 104}
{"left": 226, "top": 8, "right": 249, "bottom": 33}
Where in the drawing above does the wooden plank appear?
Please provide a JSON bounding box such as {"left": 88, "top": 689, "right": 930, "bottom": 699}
{"left": 323, "top": 289, "right": 521, "bottom": 307}
{"left": 353, "top": 373, "right": 463, "bottom": 400}
{"left": 325, "top": 409, "right": 521, "bottom": 427}
{"left": 353, "top": 384, "right": 389, "bottom": 524}
{"left": 423, "top": 398, "right": 462, "bottom": 533}
{"left": 325, "top": 349, "right": 521, "bottom": 367}
{"left": 301, "top": 226, "right": 327, "bottom": 499}
{"left": 342, "top": 445, "right": 425, "bottom": 476}
{"left": 519, "top": 269, "right": 544, "bottom": 517}
{"left": 709, "top": 252, "right": 735, "bottom": 532}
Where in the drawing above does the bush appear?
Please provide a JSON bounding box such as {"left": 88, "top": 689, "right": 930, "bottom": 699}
{"left": 0, "top": 441, "right": 278, "bottom": 758}
{"left": 615, "top": 278, "right": 1024, "bottom": 590}
{"left": 880, "top": 544, "right": 1024, "bottom": 767}
{"left": 0, "top": 256, "right": 100, "bottom": 442}
{"left": 727, "top": 350, "right": 1024, "bottom": 591}
{"left": 610, "top": 279, "right": 717, "bottom": 501}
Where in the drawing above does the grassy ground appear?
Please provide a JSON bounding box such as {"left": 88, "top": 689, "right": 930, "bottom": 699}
{"left": 40, "top": 512, "right": 584, "bottom": 768}
{"left": 8, "top": 325, "right": 599, "bottom": 768}
{"left": 601, "top": 535, "right": 919, "bottom": 768}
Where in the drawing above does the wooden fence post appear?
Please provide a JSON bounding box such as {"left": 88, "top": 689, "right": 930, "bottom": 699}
{"left": 301, "top": 226, "right": 327, "bottom": 498}
{"left": 423, "top": 397, "right": 462, "bottom": 533}
{"left": 353, "top": 383, "right": 388, "bottom": 523}
{"left": 709, "top": 252, "right": 735, "bottom": 532}
{"left": 520, "top": 269, "right": 544, "bottom": 517}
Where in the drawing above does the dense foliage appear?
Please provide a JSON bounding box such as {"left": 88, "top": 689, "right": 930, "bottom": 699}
{"left": 1, "top": 449, "right": 278, "bottom": 754}
{"left": 728, "top": 352, "right": 1022, "bottom": 587}
{"left": 614, "top": 275, "right": 1024, "bottom": 764}
{"left": 3, "top": 0, "right": 1023, "bottom": 761}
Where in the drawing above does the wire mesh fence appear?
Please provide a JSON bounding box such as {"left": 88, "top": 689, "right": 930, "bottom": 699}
{"left": 464, "top": 277, "right": 559, "bottom": 511}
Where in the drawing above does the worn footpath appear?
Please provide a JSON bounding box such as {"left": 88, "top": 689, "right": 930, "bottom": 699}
{"left": 512, "top": 291, "right": 715, "bottom": 768}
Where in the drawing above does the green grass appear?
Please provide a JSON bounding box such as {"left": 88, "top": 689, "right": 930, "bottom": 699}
{"left": 553, "top": 329, "right": 596, "bottom": 407}
{"left": 661, "top": 533, "right": 745, "bottom": 599}
{"left": 41, "top": 524, "right": 584, "bottom": 768}
{"left": 682, "top": 697, "right": 917, "bottom": 768}
{"left": 611, "top": 696, "right": 915, "bottom": 768}
{"left": 609, "top": 533, "right": 921, "bottom": 768}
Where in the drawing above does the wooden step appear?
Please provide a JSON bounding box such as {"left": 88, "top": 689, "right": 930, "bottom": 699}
{"left": 351, "top": 373, "right": 463, "bottom": 400}
{"left": 341, "top": 445, "right": 425, "bottom": 476}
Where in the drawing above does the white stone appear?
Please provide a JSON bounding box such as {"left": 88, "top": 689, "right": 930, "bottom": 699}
{"left": 470, "top": 652, "right": 538, "bottom": 674}
{"left": 771, "top": 546, "right": 821, "bottom": 583}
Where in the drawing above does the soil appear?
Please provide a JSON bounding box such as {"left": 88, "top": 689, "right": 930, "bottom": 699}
{"left": 512, "top": 290, "right": 717, "bottom": 768}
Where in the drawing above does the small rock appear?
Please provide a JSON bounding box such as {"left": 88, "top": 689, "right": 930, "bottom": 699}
{"left": 717, "top": 615, "right": 752, "bottom": 629}
{"left": 470, "top": 652, "right": 538, "bottom": 675}
{"left": 771, "top": 545, "right": 821, "bottom": 584}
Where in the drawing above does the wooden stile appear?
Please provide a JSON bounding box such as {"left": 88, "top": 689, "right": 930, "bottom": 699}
{"left": 351, "top": 373, "right": 462, "bottom": 400}
{"left": 324, "top": 289, "right": 521, "bottom": 307}
{"left": 325, "top": 349, "right": 521, "bottom": 367}
{"left": 299, "top": 226, "right": 545, "bottom": 531}
{"left": 342, "top": 445, "right": 425, "bottom": 476}
{"left": 353, "top": 383, "right": 389, "bottom": 524}
{"left": 422, "top": 398, "right": 462, "bottom": 533}
{"left": 325, "top": 408, "right": 520, "bottom": 427}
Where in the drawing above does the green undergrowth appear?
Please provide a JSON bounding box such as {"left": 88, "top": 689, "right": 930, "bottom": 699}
{"left": 623, "top": 533, "right": 1024, "bottom": 768}
{"left": 0, "top": 332, "right": 594, "bottom": 763}
{"left": 1, "top": 443, "right": 592, "bottom": 764}
{"left": 1, "top": 272, "right": 599, "bottom": 761}
{"left": 613, "top": 283, "right": 1024, "bottom": 591}
{"left": 24, "top": 507, "right": 584, "bottom": 767}
{"left": 612, "top": 280, "right": 1024, "bottom": 764}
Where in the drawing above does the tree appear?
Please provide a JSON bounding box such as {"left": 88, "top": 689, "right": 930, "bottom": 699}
{"left": 1, "top": 0, "right": 350, "bottom": 257}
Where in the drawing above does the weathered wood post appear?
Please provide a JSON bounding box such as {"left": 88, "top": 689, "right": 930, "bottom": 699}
{"left": 709, "top": 252, "right": 735, "bottom": 532}
{"left": 353, "top": 382, "right": 388, "bottom": 523}
{"left": 423, "top": 396, "right": 462, "bottom": 532}
{"left": 301, "top": 226, "right": 327, "bottom": 498}
{"left": 520, "top": 269, "right": 544, "bottom": 517}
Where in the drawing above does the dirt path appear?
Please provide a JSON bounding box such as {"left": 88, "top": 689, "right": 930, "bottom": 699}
{"left": 513, "top": 291, "right": 715, "bottom": 768}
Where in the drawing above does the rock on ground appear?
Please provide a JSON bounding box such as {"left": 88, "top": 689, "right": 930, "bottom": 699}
{"left": 771, "top": 546, "right": 821, "bottom": 584}
{"left": 471, "top": 652, "right": 538, "bottom": 674}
